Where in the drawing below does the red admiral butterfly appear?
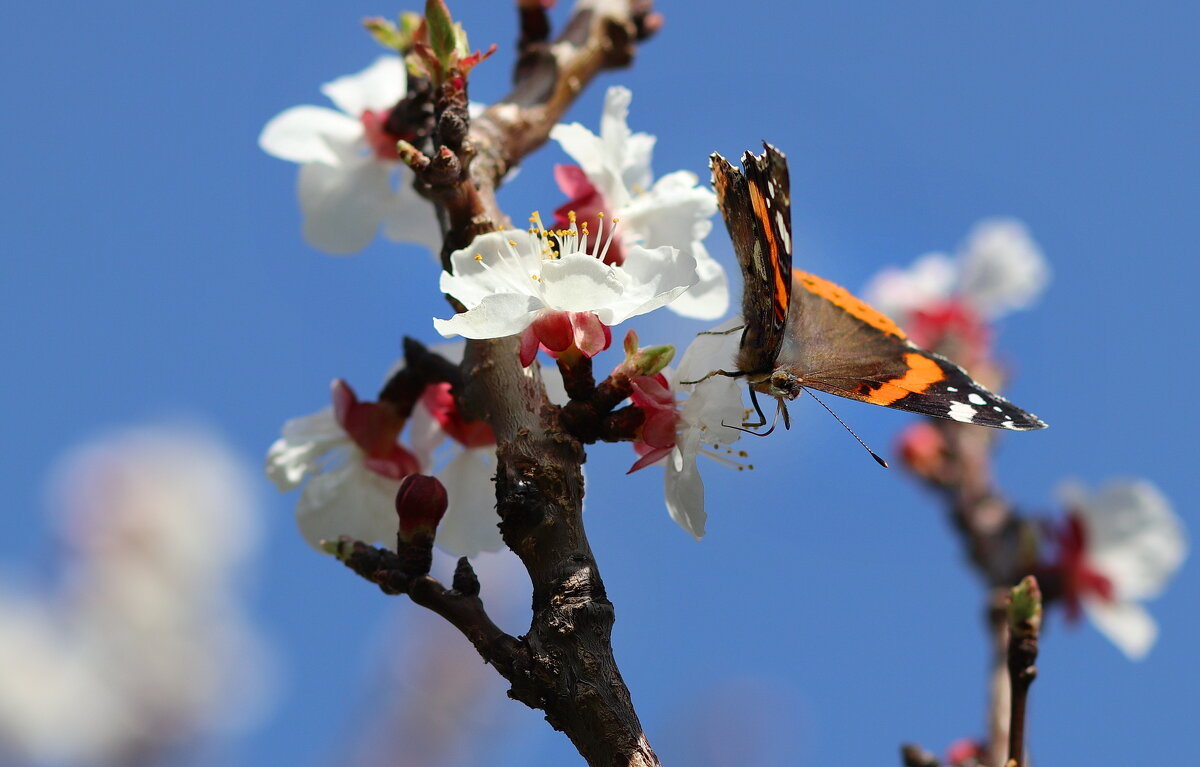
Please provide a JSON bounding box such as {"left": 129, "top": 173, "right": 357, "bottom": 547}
{"left": 706, "top": 143, "right": 1046, "bottom": 433}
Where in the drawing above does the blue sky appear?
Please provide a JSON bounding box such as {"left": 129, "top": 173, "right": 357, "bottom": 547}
{"left": 2, "top": 1, "right": 1197, "bottom": 765}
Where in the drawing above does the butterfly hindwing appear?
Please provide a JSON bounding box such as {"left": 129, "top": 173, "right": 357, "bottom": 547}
{"left": 776, "top": 270, "right": 1046, "bottom": 430}
{"left": 711, "top": 143, "right": 792, "bottom": 376}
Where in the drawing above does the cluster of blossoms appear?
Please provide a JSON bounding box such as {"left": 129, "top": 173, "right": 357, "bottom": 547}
{"left": 266, "top": 348, "right": 546, "bottom": 557}
{"left": 262, "top": 52, "right": 1186, "bottom": 664}
{"left": 865, "top": 220, "right": 1186, "bottom": 659}
{"left": 265, "top": 60, "right": 746, "bottom": 546}
{"left": 0, "top": 428, "right": 271, "bottom": 764}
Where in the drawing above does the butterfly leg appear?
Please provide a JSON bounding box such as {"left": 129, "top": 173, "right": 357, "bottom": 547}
{"left": 679, "top": 369, "right": 745, "bottom": 386}
{"left": 695, "top": 324, "right": 744, "bottom": 337}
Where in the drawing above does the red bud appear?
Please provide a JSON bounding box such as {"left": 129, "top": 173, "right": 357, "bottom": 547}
{"left": 395, "top": 474, "right": 449, "bottom": 541}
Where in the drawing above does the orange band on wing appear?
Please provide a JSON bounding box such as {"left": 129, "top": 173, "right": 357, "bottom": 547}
{"left": 863, "top": 352, "right": 943, "bottom": 405}
{"left": 748, "top": 183, "right": 789, "bottom": 323}
{"left": 794, "top": 270, "right": 907, "bottom": 339}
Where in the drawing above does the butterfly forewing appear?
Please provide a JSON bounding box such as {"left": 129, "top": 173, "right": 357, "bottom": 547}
{"left": 711, "top": 144, "right": 792, "bottom": 376}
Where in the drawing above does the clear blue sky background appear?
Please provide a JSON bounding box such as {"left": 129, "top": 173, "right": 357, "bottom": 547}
{"left": 2, "top": 1, "right": 1197, "bottom": 765}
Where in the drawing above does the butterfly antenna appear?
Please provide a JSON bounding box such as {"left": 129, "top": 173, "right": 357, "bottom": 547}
{"left": 804, "top": 390, "right": 889, "bottom": 468}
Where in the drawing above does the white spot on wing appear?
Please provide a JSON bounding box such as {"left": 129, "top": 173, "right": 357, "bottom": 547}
{"left": 1002, "top": 420, "right": 1017, "bottom": 430}
{"left": 945, "top": 386, "right": 958, "bottom": 393}
{"left": 993, "top": 405, "right": 1004, "bottom": 413}
{"left": 948, "top": 401, "right": 977, "bottom": 423}
{"left": 967, "top": 393, "right": 987, "bottom": 406}
{"left": 775, "top": 211, "right": 791, "bottom": 254}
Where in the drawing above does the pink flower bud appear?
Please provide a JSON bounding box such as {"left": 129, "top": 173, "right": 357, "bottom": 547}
{"left": 395, "top": 474, "right": 449, "bottom": 541}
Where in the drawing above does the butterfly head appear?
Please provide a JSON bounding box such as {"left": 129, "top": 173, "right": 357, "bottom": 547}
{"left": 749, "top": 369, "right": 804, "bottom": 402}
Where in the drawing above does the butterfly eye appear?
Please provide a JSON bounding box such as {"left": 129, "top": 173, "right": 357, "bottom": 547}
{"left": 769, "top": 370, "right": 803, "bottom": 400}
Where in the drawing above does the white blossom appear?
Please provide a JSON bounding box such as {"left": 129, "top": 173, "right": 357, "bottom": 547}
{"left": 0, "top": 426, "right": 272, "bottom": 764}
{"left": 863, "top": 218, "right": 1049, "bottom": 321}
{"left": 433, "top": 224, "right": 698, "bottom": 344}
{"left": 1059, "top": 479, "right": 1187, "bottom": 660}
{"left": 259, "top": 56, "right": 440, "bottom": 255}
{"left": 551, "top": 86, "right": 728, "bottom": 320}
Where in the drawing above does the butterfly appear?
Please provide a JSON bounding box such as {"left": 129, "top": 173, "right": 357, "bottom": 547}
{"left": 705, "top": 142, "right": 1046, "bottom": 435}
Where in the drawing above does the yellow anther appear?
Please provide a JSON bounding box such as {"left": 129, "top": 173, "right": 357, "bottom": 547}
{"left": 507, "top": 240, "right": 517, "bottom": 246}
{"left": 473, "top": 253, "right": 483, "bottom": 261}
{"left": 568, "top": 210, "right": 577, "bottom": 223}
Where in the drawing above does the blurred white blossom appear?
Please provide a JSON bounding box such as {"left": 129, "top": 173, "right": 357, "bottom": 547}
{"left": 0, "top": 426, "right": 272, "bottom": 765}
{"left": 862, "top": 219, "right": 1049, "bottom": 350}
{"left": 1056, "top": 479, "right": 1187, "bottom": 660}
{"left": 259, "top": 56, "right": 440, "bottom": 255}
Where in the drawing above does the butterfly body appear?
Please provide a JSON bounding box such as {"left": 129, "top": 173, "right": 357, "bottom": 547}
{"left": 710, "top": 144, "right": 1046, "bottom": 432}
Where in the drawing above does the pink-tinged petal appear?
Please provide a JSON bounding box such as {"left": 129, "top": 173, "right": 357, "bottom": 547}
{"left": 909, "top": 300, "right": 991, "bottom": 357}
{"left": 420, "top": 383, "right": 495, "bottom": 448}
{"left": 363, "top": 444, "right": 421, "bottom": 480}
{"left": 519, "top": 326, "right": 541, "bottom": 367}
{"left": 570, "top": 312, "right": 611, "bottom": 357}
{"left": 554, "top": 163, "right": 596, "bottom": 199}
{"left": 630, "top": 373, "right": 673, "bottom": 409}
{"left": 297, "top": 156, "right": 393, "bottom": 254}
{"left": 321, "top": 55, "right": 406, "bottom": 116}
{"left": 627, "top": 444, "right": 671, "bottom": 474}
{"left": 433, "top": 293, "right": 544, "bottom": 340}
{"left": 640, "top": 411, "right": 678, "bottom": 450}
{"left": 531, "top": 310, "right": 574, "bottom": 352}
{"left": 259, "top": 106, "right": 362, "bottom": 166}
{"left": 360, "top": 109, "right": 402, "bottom": 160}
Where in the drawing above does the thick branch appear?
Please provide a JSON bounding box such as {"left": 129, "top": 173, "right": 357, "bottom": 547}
{"left": 413, "top": 2, "right": 661, "bottom": 765}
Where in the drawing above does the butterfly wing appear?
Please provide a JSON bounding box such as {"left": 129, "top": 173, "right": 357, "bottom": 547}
{"left": 711, "top": 143, "right": 792, "bottom": 376}
{"left": 777, "top": 270, "right": 1046, "bottom": 430}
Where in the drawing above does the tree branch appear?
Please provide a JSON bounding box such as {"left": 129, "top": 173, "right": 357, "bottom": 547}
{"left": 342, "top": 2, "right": 664, "bottom": 765}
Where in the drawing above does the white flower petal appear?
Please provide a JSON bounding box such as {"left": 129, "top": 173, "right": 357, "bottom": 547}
{"left": 1062, "top": 480, "right": 1187, "bottom": 601}
{"left": 297, "top": 156, "right": 394, "bottom": 254}
{"left": 440, "top": 230, "right": 541, "bottom": 306}
{"left": 320, "top": 55, "right": 406, "bottom": 116}
{"left": 382, "top": 167, "right": 443, "bottom": 253}
{"left": 861, "top": 252, "right": 957, "bottom": 320}
{"left": 258, "top": 106, "right": 363, "bottom": 166}
{"left": 599, "top": 86, "right": 655, "bottom": 197}
{"left": 433, "top": 293, "right": 544, "bottom": 339}
{"left": 664, "top": 445, "right": 707, "bottom": 540}
{"left": 665, "top": 242, "right": 729, "bottom": 319}
{"left": 1083, "top": 598, "right": 1158, "bottom": 661}
{"left": 295, "top": 461, "right": 401, "bottom": 550}
{"left": 435, "top": 449, "right": 504, "bottom": 556}
{"left": 605, "top": 244, "right": 698, "bottom": 324}
{"left": 958, "top": 218, "right": 1049, "bottom": 318}
{"left": 538, "top": 253, "right": 630, "bottom": 311}
{"left": 265, "top": 408, "right": 345, "bottom": 490}
{"left": 674, "top": 317, "right": 745, "bottom": 384}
